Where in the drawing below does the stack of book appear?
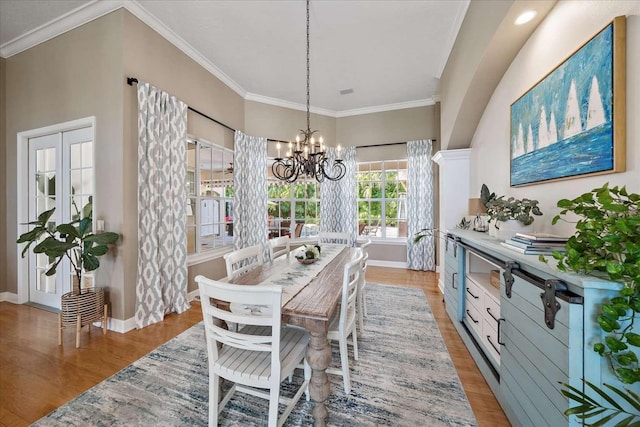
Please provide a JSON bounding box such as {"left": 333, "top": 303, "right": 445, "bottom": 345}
{"left": 500, "top": 232, "right": 569, "bottom": 255}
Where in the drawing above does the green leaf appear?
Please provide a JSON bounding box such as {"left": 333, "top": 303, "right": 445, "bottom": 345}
{"left": 594, "top": 343, "right": 606, "bottom": 355}
{"left": 602, "top": 304, "right": 621, "bottom": 319}
{"left": 87, "top": 245, "right": 108, "bottom": 256}
{"left": 626, "top": 333, "right": 640, "bottom": 347}
{"left": 16, "top": 227, "right": 46, "bottom": 244}
{"left": 604, "top": 383, "right": 640, "bottom": 413}
{"left": 590, "top": 412, "right": 621, "bottom": 426}
{"left": 565, "top": 404, "right": 596, "bottom": 416}
{"left": 615, "top": 368, "right": 640, "bottom": 384}
{"left": 84, "top": 232, "right": 119, "bottom": 245}
{"left": 585, "top": 380, "right": 623, "bottom": 410}
{"left": 598, "top": 315, "right": 620, "bottom": 332}
{"left": 36, "top": 208, "right": 56, "bottom": 225}
{"left": 605, "top": 336, "right": 628, "bottom": 352}
{"left": 82, "top": 253, "right": 100, "bottom": 271}
{"left": 77, "top": 217, "right": 92, "bottom": 237}
{"left": 56, "top": 223, "right": 79, "bottom": 239}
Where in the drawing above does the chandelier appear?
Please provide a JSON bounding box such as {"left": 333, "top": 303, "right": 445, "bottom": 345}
{"left": 271, "top": 0, "right": 346, "bottom": 183}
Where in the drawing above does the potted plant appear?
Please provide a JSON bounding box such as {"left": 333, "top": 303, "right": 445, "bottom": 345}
{"left": 541, "top": 183, "right": 639, "bottom": 424}
{"left": 17, "top": 200, "right": 119, "bottom": 347}
{"left": 486, "top": 195, "right": 543, "bottom": 239}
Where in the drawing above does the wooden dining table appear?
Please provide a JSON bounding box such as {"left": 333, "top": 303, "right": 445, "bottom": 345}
{"left": 228, "top": 245, "right": 357, "bottom": 427}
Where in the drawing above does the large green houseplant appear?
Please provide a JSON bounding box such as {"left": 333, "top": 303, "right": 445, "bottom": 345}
{"left": 17, "top": 201, "right": 119, "bottom": 295}
{"left": 541, "top": 183, "right": 639, "bottom": 425}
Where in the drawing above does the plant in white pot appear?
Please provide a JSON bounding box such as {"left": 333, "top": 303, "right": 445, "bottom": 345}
{"left": 486, "top": 196, "right": 543, "bottom": 240}
{"left": 17, "top": 200, "right": 119, "bottom": 347}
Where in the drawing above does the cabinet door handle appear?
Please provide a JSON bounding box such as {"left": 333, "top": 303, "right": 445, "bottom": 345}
{"left": 451, "top": 272, "right": 457, "bottom": 289}
{"left": 465, "top": 309, "right": 479, "bottom": 324}
{"left": 486, "top": 335, "right": 501, "bottom": 355}
{"left": 498, "top": 318, "right": 505, "bottom": 346}
{"left": 486, "top": 307, "right": 499, "bottom": 321}
{"left": 466, "top": 288, "right": 479, "bottom": 299}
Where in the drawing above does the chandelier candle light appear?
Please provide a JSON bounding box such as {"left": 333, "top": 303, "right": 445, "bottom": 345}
{"left": 272, "top": 0, "right": 346, "bottom": 183}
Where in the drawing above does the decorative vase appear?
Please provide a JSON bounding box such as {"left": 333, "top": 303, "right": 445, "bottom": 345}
{"left": 497, "top": 219, "right": 533, "bottom": 241}
{"left": 488, "top": 223, "right": 498, "bottom": 237}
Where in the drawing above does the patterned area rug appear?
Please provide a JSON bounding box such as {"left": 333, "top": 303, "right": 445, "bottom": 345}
{"left": 33, "top": 284, "right": 477, "bottom": 426}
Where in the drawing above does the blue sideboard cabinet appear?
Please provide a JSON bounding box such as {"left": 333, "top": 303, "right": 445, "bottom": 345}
{"left": 444, "top": 230, "right": 631, "bottom": 427}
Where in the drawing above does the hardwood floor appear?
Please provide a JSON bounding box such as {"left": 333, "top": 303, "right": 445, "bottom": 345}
{"left": 0, "top": 267, "right": 509, "bottom": 427}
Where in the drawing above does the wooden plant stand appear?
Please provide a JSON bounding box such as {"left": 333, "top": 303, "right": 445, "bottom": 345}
{"left": 58, "top": 287, "right": 108, "bottom": 348}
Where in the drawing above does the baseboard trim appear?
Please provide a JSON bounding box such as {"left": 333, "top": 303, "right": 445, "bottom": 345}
{"left": 0, "top": 292, "right": 19, "bottom": 304}
{"left": 368, "top": 260, "right": 406, "bottom": 269}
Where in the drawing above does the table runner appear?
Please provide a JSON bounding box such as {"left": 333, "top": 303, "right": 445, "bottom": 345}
{"left": 232, "top": 244, "right": 344, "bottom": 316}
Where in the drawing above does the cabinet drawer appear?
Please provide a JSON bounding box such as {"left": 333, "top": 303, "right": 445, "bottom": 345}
{"left": 464, "top": 300, "right": 482, "bottom": 336}
{"left": 464, "top": 275, "right": 483, "bottom": 309}
{"left": 485, "top": 292, "right": 500, "bottom": 323}
{"left": 482, "top": 317, "right": 500, "bottom": 367}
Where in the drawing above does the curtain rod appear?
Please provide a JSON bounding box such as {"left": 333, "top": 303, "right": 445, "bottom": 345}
{"left": 126, "top": 77, "right": 289, "bottom": 144}
{"left": 356, "top": 140, "right": 436, "bottom": 149}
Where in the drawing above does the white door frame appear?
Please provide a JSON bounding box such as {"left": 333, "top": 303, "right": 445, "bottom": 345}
{"left": 16, "top": 116, "right": 96, "bottom": 304}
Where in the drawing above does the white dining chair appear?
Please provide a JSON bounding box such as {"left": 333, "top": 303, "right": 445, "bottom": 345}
{"left": 269, "top": 236, "right": 291, "bottom": 261}
{"left": 318, "top": 231, "right": 350, "bottom": 246}
{"left": 357, "top": 239, "right": 371, "bottom": 333}
{"left": 223, "top": 244, "right": 264, "bottom": 280}
{"left": 326, "top": 248, "right": 363, "bottom": 394}
{"left": 195, "top": 275, "right": 311, "bottom": 427}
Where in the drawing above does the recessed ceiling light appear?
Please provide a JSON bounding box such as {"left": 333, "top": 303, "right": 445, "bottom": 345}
{"left": 515, "top": 10, "right": 537, "bottom": 25}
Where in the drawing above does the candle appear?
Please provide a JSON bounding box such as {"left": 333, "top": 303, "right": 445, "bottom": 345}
{"left": 336, "top": 144, "right": 342, "bottom": 160}
{"left": 296, "top": 135, "right": 300, "bottom": 152}
{"left": 276, "top": 142, "right": 281, "bottom": 158}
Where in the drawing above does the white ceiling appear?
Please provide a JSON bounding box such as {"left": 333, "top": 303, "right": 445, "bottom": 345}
{"left": 0, "top": 0, "right": 470, "bottom": 115}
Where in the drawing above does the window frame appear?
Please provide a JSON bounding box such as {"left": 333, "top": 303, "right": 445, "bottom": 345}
{"left": 186, "top": 137, "right": 234, "bottom": 264}
{"left": 356, "top": 160, "right": 408, "bottom": 241}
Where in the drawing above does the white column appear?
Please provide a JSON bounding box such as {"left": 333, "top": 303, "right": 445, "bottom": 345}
{"left": 432, "top": 149, "right": 471, "bottom": 293}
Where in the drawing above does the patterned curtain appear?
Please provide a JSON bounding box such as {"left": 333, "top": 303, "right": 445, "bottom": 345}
{"left": 320, "top": 146, "right": 357, "bottom": 245}
{"left": 407, "top": 140, "right": 435, "bottom": 271}
{"left": 233, "top": 131, "right": 269, "bottom": 259}
{"left": 135, "top": 82, "right": 190, "bottom": 328}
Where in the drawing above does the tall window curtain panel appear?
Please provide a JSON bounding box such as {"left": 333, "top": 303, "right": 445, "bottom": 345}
{"left": 233, "top": 131, "right": 269, "bottom": 259}
{"left": 135, "top": 82, "right": 190, "bottom": 329}
{"left": 406, "top": 140, "right": 435, "bottom": 271}
{"left": 320, "top": 146, "right": 357, "bottom": 245}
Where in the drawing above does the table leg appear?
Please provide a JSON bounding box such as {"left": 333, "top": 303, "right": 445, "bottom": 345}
{"left": 307, "top": 330, "right": 332, "bottom": 427}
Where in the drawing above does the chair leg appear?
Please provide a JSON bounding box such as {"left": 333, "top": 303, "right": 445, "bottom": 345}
{"left": 103, "top": 304, "right": 108, "bottom": 335}
{"left": 352, "top": 326, "right": 359, "bottom": 361}
{"left": 76, "top": 314, "right": 81, "bottom": 348}
{"left": 357, "top": 291, "right": 365, "bottom": 333}
{"left": 268, "top": 386, "right": 279, "bottom": 427}
{"left": 339, "top": 335, "right": 351, "bottom": 394}
{"left": 58, "top": 312, "right": 63, "bottom": 346}
{"left": 363, "top": 285, "right": 368, "bottom": 317}
{"left": 210, "top": 372, "right": 220, "bottom": 426}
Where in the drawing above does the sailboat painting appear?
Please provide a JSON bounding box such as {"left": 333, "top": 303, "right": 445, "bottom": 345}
{"left": 510, "top": 17, "right": 626, "bottom": 186}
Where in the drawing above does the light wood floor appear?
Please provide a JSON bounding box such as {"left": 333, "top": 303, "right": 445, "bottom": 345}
{"left": 0, "top": 267, "right": 509, "bottom": 427}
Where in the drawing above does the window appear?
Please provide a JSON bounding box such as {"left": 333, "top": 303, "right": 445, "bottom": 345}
{"left": 267, "top": 175, "right": 320, "bottom": 239}
{"left": 186, "top": 139, "right": 234, "bottom": 256}
{"left": 357, "top": 160, "right": 407, "bottom": 239}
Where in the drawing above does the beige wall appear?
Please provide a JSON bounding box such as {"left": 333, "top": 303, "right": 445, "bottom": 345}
{"left": 4, "top": 12, "right": 125, "bottom": 309}
{"left": 0, "top": 57, "right": 6, "bottom": 293}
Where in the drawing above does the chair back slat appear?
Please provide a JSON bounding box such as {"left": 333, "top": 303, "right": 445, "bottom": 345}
{"left": 196, "top": 275, "right": 282, "bottom": 358}
{"left": 224, "top": 244, "right": 264, "bottom": 279}
{"left": 318, "top": 231, "right": 350, "bottom": 245}
{"left": 269, "top": 235, "right": 291, "bottom": 261}
{"left": 339, "top": 249, "right": 363, "bottom": 330}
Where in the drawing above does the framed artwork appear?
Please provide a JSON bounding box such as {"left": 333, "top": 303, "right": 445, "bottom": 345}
{"left": 510, "top": 16, "right": 626, "bottom": 187}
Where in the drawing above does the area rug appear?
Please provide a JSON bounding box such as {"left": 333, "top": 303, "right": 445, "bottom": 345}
{"left": 33, "top": 284, "right": 477, "bottom": 426}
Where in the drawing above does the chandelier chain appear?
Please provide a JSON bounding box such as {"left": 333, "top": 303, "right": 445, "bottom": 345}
{"left": 306, "top": 0, "right": 311, "bottom": 132}
{"left": 271, "top": 0, "right": 346, "bottom": 183}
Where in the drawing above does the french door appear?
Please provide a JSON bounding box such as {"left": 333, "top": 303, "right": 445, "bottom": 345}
{"left": 27, "top": 126, "right": 94, "bottom": 308}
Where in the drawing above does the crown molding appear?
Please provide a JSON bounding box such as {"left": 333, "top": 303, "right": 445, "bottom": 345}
{"left": 335, "top": 98, "right": 437, "bottom": 118}
{"left": 247, "top": 92, "right": 436, "bottom": 118}
{"left": 245, "top": 92, "right": 337, "bottom": 117}
{"left": 0, "top": 0, "right": 122, "bottom": 58}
